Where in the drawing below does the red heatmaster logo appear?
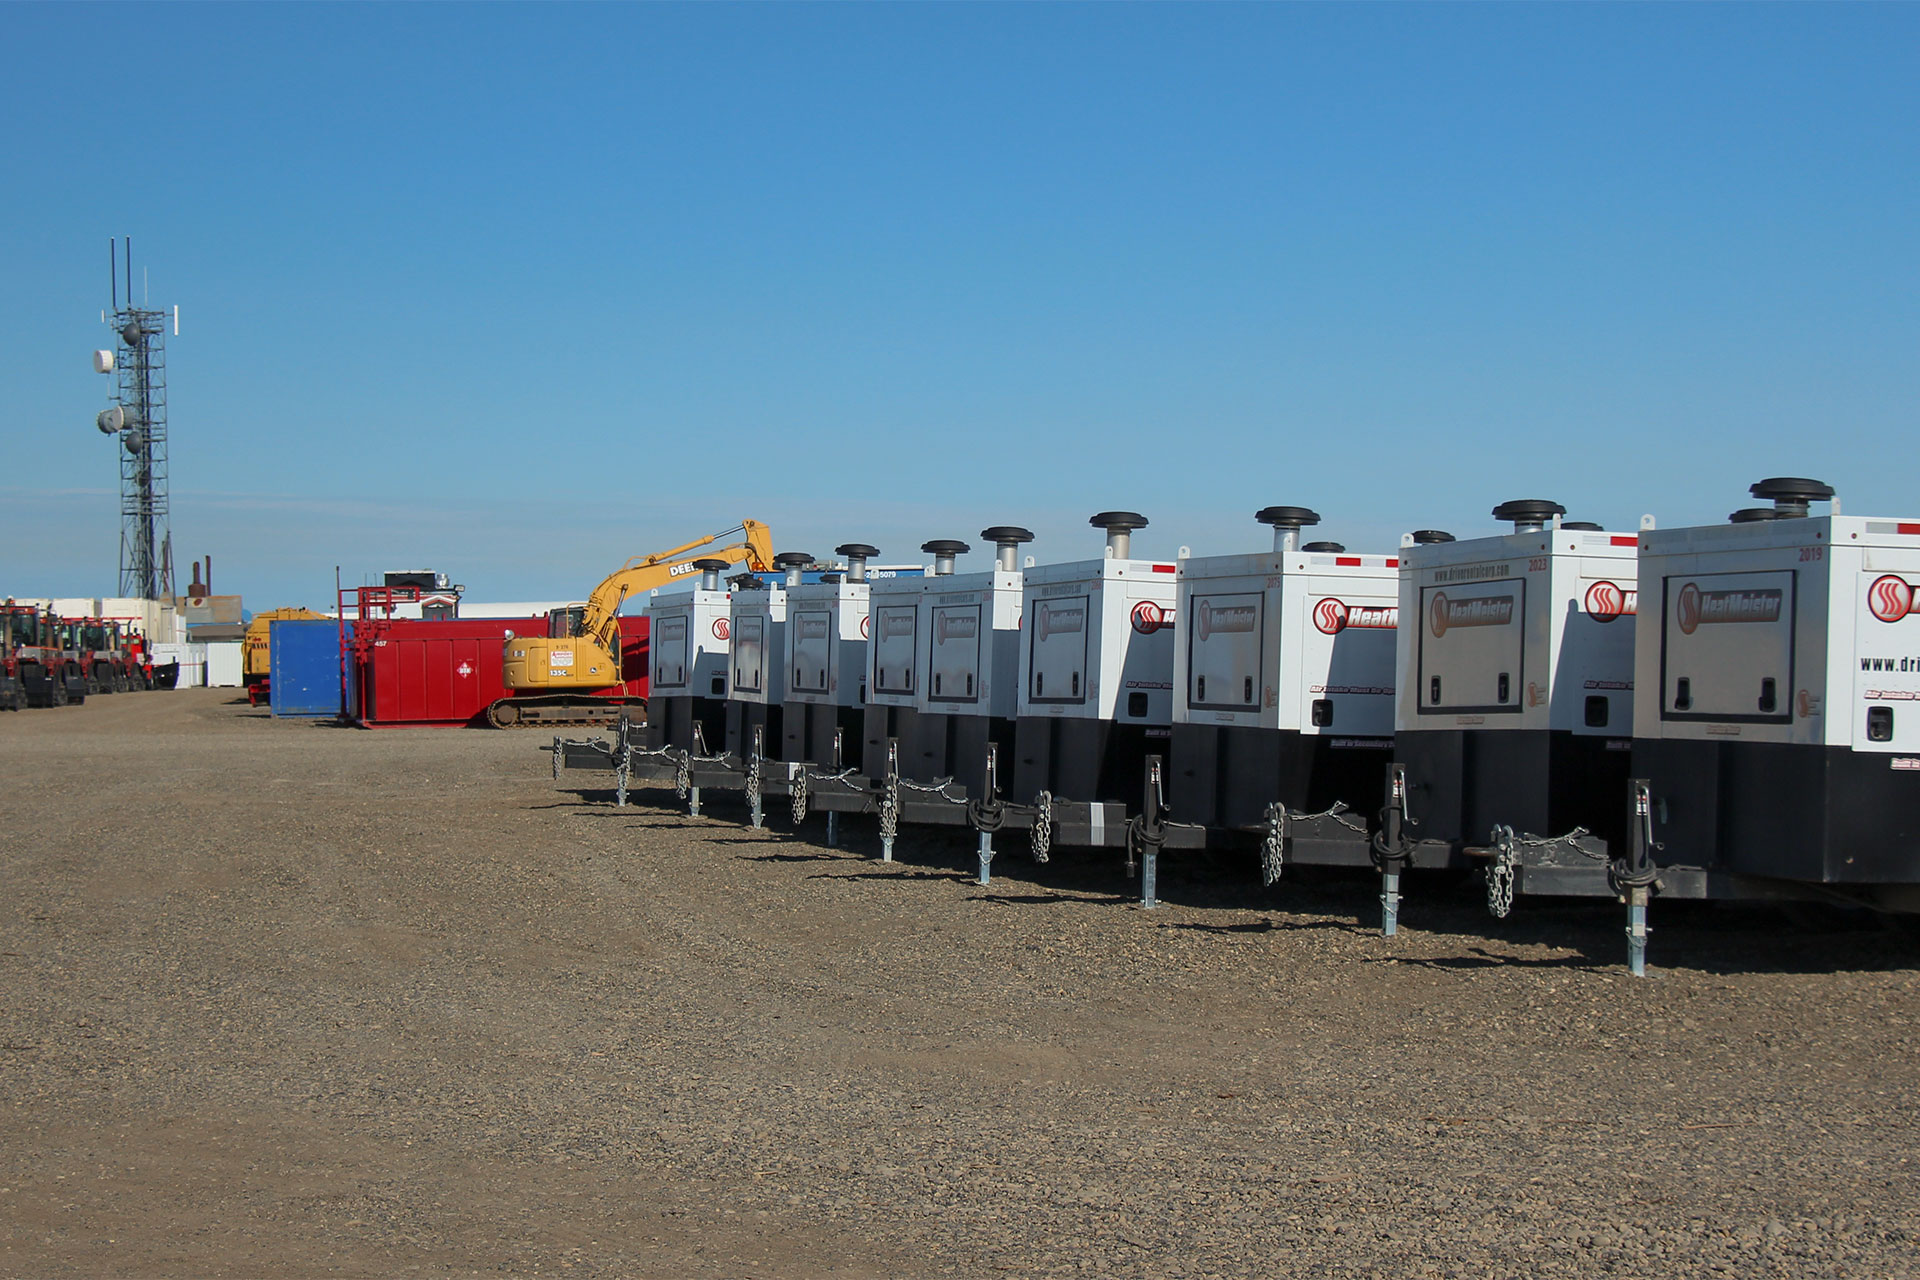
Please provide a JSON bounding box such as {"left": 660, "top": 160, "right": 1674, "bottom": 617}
{"left": 1428, "top": 591, "right": 1515, "bottom": 638}
{"left": 1131, "top": 601, "right": 1173, "bottom": 634}
{"left": 1675, "top": 583, "right": 1783, "bottom": 635}
{"left": 1313, "top": 599, "right": 1397, "bottom": 635}
{"left": 712, "top": 618, "right": 730, "bottom": 641}
{"left": 1869, "top": 575, "right": 1917, "bottom": 623}
{"left": 1196, "top": 601, "right": 1258, "bottom": 640}
{"left": 1584, "top": 580, "right": 1637, "bottom": 623}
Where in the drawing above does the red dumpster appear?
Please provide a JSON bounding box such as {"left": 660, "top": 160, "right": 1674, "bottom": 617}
{"left": 352, "top": 615, "right": 650, "bottom": 727}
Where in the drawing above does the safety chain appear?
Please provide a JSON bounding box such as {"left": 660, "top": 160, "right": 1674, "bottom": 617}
{"left": 899, "top": 776, "right": 969, "bottom": 805}
{"left": 1030, "top": 791, "right": 1054, "bottom": 864}
{"left": 1260, "top": 801, "right": 1369, "bottom": 886}
{"left": 550, "top": 734, "right": 618, "bottom": 782}
{"left": 622, "top": 743, "right": 681, "bottom": 767}
{"left": 878, "top": 770, "right": 900, "bottom": 844}
{"left": 790, "top": 767, "right": 809, "bottom": 825}
{"left": 1262, "top": 803, "right": 1287, "bottom": 887}
{"left": 674, "top": 750, "right": 691, "bottom": 801}
{"left": 1510, "top": 825, "right": 1600, "bottom": 856}
{"left": 1487, "top": 824, "right": 1519, "bottom": 919}
{"left": 744, "top": 752, "right": 761, "bottom": 812}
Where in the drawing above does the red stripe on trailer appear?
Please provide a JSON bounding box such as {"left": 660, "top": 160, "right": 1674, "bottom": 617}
{"left": 1335, "top": 556, "right": 1362, "bottom": 566}
{"left": 1151, "top": 564, "right": 1176, "bottom": 573}
{"left": 1900, "top": 523, "right": 1920, "bottom": 536}
{"left": 1611, "top": 535, "right": 1637, "bottom": 547}
{"left": 1386, "top": 558, "right": 1399, "bottom": 568}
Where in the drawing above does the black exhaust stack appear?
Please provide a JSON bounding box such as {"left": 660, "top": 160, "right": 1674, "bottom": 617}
{"left": 981, "top": 527, "right": 1034, "bottom": 571}
{"left": 692, "top": 558, "right": 729, "bottom": 592}
{"left": 774, "top": 552, "right": 814, "bottom": 587}
{"left": 1089, "top": 511, "right": 1148, "bottom": 559}
{"left": 1256, "top": 505, "right": 1320, "bottom": 553}
{"left": 1492, "top": 499, "right": 1566, "bottom": 533}
{"left": 921, "top": 539, "right": 970, "bottom": 576}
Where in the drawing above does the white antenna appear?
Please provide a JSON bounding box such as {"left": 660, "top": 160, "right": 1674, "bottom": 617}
{"left": 173, "top": 305, "right": 178, "bottom": 336}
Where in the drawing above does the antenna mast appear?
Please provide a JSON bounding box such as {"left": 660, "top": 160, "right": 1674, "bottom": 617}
{"left": 96, "top": 237, "right": 173, "bottom": 601}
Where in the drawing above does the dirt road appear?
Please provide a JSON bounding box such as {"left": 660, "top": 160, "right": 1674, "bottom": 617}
{"left": 2, "top": 690, "right": 1915, "bottom": 1277}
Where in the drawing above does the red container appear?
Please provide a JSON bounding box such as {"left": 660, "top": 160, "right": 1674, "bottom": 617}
{"left": 615, "top": 614, "right": 650, "bottom": 697}
{"left": 353, "top": 616, "right": 650, "bottom": 727}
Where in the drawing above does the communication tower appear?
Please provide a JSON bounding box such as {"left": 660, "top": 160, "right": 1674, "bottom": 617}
{"left": 94, "top": 237, "right": 176, "bottom": 600}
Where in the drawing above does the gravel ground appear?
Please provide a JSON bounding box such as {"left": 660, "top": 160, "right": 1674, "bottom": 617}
{"left": 2, "top": 689, "right": 1917, "bottom": 1278}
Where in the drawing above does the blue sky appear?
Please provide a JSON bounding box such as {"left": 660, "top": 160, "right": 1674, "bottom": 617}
{"left": 3, "top": 3, "right": 1915, "bottom": 608}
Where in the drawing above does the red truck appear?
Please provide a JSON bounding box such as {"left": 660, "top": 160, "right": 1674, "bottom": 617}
{"left": 1, "top": 603, "right": 88, "bottom": 707}
{"left": 66, "top": 618, "right": 151, "bottom": 692}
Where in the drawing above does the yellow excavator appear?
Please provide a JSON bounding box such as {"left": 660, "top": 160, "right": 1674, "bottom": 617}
{"left": 488, "top": 518, "right": 774, "bottom": 728}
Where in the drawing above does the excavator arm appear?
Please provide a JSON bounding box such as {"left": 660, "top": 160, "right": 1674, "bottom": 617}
{"left": 490, "top": 518, "right": 779, "bottom": 725}
{"left": 576, "top": 519, "right": 774, "bottom": 655}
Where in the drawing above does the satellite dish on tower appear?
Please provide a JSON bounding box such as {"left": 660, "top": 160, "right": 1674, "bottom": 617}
{"left": 96, "top": 406, "right": 125, "bottom": 435}
{"left": 93, "top": 350, "right": 114, "bottom": 374}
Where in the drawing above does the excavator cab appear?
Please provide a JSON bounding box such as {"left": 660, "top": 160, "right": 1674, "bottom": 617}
{"left": 548, "top": 606, "right": 589, "bottom": 640}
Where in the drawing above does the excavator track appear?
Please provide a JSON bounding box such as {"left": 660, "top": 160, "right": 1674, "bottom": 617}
{"left": 486, "top": 695, "right": 648, "bottom": 729}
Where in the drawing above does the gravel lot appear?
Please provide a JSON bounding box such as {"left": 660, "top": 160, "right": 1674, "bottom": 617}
{"left": 3, "top": 689, "right": 1917, "bottom": 1278}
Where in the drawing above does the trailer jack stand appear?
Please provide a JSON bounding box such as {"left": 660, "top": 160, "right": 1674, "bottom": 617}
{"left": 1627, "top": 889, "right": 1649, "bottom": 978}
{"left": 1136, "top": 756, "right": 1166, "bottom": 909}
{"left": 976, "top": 832, "right": 994, "bottom": 885}
{"left": 1381, "top": 871, "right": 1402, "bottom": 937}
{"left": 1621, "top": 779, "right": 1658, "bottom": 977}
{"left": 826, "top": 811, "right": 839, "bottom": 849}
{"left": 1377, "top": 763, "right": 1414, "bottom": 938}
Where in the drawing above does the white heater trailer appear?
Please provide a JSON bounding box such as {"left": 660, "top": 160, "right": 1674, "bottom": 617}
{"left": 968, "top": 512, "right": 1177, "bottom": 886}
{"left": 1389, "top": 500, "right": 1641, "bottom": 914}
{"left": 1164, "top": 506, "right": 1399, "bottom": 885}
{"left": 1631, "top": 478, "right": 1920, "bottom": 913}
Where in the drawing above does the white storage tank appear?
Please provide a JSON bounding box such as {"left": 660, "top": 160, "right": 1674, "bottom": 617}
{"left": 205, "top": 640, "right": 244, "bottom": 688}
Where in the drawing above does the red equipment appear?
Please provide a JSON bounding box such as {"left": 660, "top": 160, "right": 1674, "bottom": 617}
{"left": 339, "top": 585, "right": 649, "bottom": 728}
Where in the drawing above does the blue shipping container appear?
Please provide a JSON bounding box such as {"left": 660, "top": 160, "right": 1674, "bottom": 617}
{"left": 270, "top": 619, "right": 345, "bottom": 718}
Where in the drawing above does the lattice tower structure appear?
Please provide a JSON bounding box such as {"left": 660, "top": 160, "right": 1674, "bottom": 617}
{"left": 111, "top": 306, "right": 170, "bottom": 599}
